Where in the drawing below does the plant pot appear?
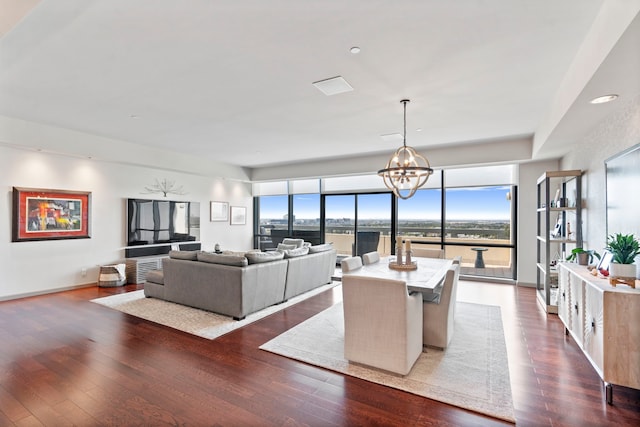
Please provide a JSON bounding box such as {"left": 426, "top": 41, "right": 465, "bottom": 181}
{"left": 608, "top": 263, "right": 637, "bottom": 279}
{"left": 577, "top": 252, "right": 589, "bottom": 266}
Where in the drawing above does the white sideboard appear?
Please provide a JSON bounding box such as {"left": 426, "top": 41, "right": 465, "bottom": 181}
{"left": 557, "top": 262, "right": 640, "bottom": 404}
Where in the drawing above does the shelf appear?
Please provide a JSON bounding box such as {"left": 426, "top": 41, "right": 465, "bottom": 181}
{"left": 537, "top": 236, "right": 578, "bottom": 244}
{"left": 537, "top": 207, "right": 578, "bottom": 212}
{"left": 537, "top": 263, "right": 559, "bottom": 275}
{"left": 536, "top": 170, "right": 582, "bottom": 314}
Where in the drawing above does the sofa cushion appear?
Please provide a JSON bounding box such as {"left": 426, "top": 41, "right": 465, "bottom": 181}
{"left": 197, "top": 252, "right": 248, "bottom": 266}
{"left": 277, "top": 243, "right": 297, "bottom": 252}
{"left": 282, "top": 238, "right": 304, "bottom": 248}
{"left": 308, "top": 243, "right": 333, "bottom": 254}
{"left": 222, "top": 250, "right": 248, "bottom": 257}
{"left": 246, "top": 251, "right": 285, "bottom": 264}
{"left": 169, "top": 250, "right": 199, "bottom": 261}
{"left": 283, "top": 246, "right": 310, "bottom": 258}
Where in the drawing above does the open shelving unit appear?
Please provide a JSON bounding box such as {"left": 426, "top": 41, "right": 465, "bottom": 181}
{"left": 536, "top": 170, "right": 582, "bottom": 313}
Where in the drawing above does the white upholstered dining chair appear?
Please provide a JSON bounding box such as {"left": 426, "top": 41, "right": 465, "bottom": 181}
{"left": 362, "top": 251, "right": 380, "bottom": 265}
{"left": 422, "top": 263, "right": 460, "bottom": 349}
{"left": 342, "top": 275, "right": 423, "bottom": 375}
{"left": 341, "top": 256, "right": 363, "bottom": 272}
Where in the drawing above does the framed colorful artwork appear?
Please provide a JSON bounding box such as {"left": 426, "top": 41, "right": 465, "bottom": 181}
{"left": 12, "top": 187, "right": 91, "bottom": 242}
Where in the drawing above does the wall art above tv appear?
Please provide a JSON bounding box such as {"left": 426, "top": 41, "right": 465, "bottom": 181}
{"left": 12, "top": 187, "right": 91, "bottom": 242}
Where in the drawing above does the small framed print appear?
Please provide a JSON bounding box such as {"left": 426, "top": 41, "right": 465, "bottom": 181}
{"left": 230, "top": 206, "right": 246, "bottom": 225}
{"left": 210, "top": 201, "right": 229, "bottom": 222}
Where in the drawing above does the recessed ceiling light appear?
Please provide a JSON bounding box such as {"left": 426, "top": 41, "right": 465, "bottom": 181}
{"left": 416, "top": 128, "right": 423, "bottom": 132}
{"left": 312, "top": 76, "right": 354, "bottom": 96}
{"left": 590, "top": 94, "right": 618, "bottom": 104}
{"left": 350, "top": 46, "right": 361, "bottom": 54}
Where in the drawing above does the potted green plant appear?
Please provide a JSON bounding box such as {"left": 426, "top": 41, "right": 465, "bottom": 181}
{"left": 605, "top": 233, "right": 640, "bottom": 279}
{"left": 566, "top": 248, "right": 600, "bottom": 266}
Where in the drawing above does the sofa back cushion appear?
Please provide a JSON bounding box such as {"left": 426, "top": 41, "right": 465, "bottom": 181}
{"left": 169, "top": 250, "right": 199, "bottom": 261}
{"left": 197, "top": 252, "right": 248, "bottom": 266}
{"left": 283, "top": 246, "right": 310, "bottom": 258}
{"left": 245, "top": 251, "right": 285, "bottom": 264}
{"left": 308, "top": 243, "right": 333, "bottom": 254}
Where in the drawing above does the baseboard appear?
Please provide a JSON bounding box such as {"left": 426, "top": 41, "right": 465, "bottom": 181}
{"left": 0, "top": 282, "right": 96, "bottom": 302}
{"left": 516, "top": 281, "right": 536, "bottom": 288}
{"left": 459, "top": 275, "right": 516, "bottom": 285}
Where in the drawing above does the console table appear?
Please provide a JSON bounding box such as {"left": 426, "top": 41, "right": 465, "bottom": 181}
{"left": 557, "top": 262, "right": 640, "bottom": 404}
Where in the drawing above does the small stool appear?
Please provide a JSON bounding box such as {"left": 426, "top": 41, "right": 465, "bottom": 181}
{"left": 471, "top": 248, "right": 488, "bottom": 268}
{"left": 98, "top": 264, "right": 126, "bottom": 287}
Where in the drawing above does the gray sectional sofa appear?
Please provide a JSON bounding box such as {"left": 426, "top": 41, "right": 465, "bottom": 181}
{"left": 144, "top": 242, "right": 337, "bottom": 320}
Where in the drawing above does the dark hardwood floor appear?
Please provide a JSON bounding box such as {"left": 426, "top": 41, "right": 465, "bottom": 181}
{"left": 1, "top": 280, "right": 638, "bottom": 426}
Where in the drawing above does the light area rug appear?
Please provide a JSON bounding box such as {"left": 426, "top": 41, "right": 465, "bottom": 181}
{"left": 260, "top": 301, "right": 515, "bottom": 423}
{"left": 90, "top": 282, "right": 338, "bottom": 340}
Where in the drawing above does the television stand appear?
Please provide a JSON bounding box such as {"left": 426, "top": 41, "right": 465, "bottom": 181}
{"left": 125, "top": 254, "right": 168, "bottom": 284}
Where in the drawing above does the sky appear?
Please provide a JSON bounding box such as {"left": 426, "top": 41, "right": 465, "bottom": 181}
{"left": 259, "top": 186, "right": 512, "bottom": 221}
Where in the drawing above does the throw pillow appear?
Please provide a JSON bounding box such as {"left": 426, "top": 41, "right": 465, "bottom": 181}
{"left": 197, "top": 252, "right": 248, "bottom": 266}
{"left": 169, "top": 250, "right": 199, "bottom": 261}
{"left": 245, "top": 251, "right": 285, "bottom": 264}
{"left": 308, "top": 243, "right": 333, "bottom": 254}
{"left": 282, "top": 238, "right": 304, "bottom": 248}
{"left": 277, "top": 243, "right": 296, "bottom": 252}
{"left": 283, "top": 246, "right": 310, "bottom": 258}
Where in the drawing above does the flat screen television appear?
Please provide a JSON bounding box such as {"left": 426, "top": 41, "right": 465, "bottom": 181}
{"left": 126, "top": 198, "right": 200, "bottom": 248}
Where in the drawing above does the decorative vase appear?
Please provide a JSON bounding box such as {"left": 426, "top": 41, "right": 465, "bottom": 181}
{"left": 608, "top": 263, "right": 637, "bottom": 279}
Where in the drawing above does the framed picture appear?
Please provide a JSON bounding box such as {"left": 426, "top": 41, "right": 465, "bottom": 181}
{"left": 12, "top": 187, "right": 91, "bottom": 242}
{"left": 230, "top": 206, "right": 246, "bottom": 225}
{"left": 596, "top": 250, "right": 613, "bottom": 272}
{"left": 210, "top": 201, "right": 229, "bottom": 222}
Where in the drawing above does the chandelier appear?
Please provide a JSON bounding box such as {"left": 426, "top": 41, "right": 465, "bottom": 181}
{"left": 378, "top": 99, "right": 433, "bottom": 199}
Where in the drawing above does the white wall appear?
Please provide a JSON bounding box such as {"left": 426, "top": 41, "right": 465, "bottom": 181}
{"left": 1, "top": 146, "right": 253, "bottom": 300}
{"left": 516, "top": 96, "right": 640, "bottom": 286}
{"left": 560, "top": 94, "right": 640, "bottom": 252}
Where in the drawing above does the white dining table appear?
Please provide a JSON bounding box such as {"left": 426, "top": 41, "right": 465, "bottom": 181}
{"left": 340, "top": 256, "right": 453, "bottom": 295}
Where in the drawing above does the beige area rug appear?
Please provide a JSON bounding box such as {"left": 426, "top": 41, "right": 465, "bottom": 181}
{"left": 260, "top": 301, "right": 515, "bottom": 423}
{"left": 90, "top": 282, "right": 338, "bottom": 340}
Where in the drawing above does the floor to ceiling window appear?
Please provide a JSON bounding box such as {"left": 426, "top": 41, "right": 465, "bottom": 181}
{"left": 292, "top": 193, "right": 321, "bottom": 244}
{"left": 254, "top": 165, "right": 517, "bottom": 281}
{"left": 397, "top": 188, "right": 442, "bottom": 251}
{"left": 254, "top": 194, "right": 288, "bottom": 251}
{"left": 444, "top": 185, "right": 515, "bottom": 279}
{"left": 324, "top": 195, "right": 355, "bottom": 259}
{"left": 323, "top": 193, "right": 392, "bottom": 260}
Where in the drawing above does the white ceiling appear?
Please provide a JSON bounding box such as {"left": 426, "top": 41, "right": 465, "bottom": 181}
{"left": 0, "top": 0, "right": 638, "bottom": 177}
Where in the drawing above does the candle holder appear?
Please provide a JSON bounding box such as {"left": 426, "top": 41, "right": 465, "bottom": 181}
{"left": 389, "top": 260, "right": 418, "bottom": 271}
